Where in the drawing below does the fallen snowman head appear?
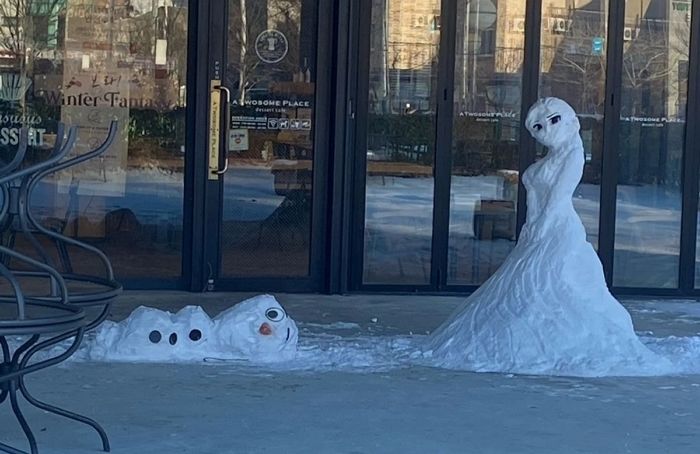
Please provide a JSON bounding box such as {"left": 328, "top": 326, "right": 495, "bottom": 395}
{"left": 88, "top": 294, "right": 298, "bottom": 362}
{"left": 212, "top": 294, "right": 299, "bottom": 360}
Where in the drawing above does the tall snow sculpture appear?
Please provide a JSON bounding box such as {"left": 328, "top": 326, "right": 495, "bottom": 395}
{"left": 424, "top": 97, "right": 672, "bottom": 376}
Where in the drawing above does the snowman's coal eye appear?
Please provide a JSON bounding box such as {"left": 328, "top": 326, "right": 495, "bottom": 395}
{"left": 169, "top": 333, "right": 178, "bottom": 345}
{"left": 189, "top": 329, "right": 202, "bottom": 341}
{"left": 265, "top": 308, "right": 285, "bottom": 322}
{"left": 533, "top": 123, "right": 542, "bottom": 131}
{"left": 550, "top": 115, "right": 561, "bottom": 124}
{"left": 149, "top": 330, "right": 162, "bottom": 344}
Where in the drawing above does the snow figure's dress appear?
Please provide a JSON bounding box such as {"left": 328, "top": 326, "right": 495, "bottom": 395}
{"left": 425, "top": 97, "right": 672, "bottom": 377}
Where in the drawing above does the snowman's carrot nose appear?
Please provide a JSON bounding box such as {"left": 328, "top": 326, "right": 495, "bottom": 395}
{"left": 259, "top": 322, "right": 272, "bottom": 335}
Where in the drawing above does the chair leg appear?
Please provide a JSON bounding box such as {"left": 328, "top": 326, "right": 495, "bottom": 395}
{"left": 18, "top": 378, "right": 110, "bottom": 452}
{"left": 55, "top": 239, "right": 73, "bottom": 274}
{"left": 9, "top": 380, "right": 37, "bottom": 454}
{"left": 0, "top": 440, "right": 29, "bottom": 454}
{"left": 0, "top": 338, "right": 8, "bottom": 403}
{"left": 1, "top": 337, "right": 10, "bottom": 361}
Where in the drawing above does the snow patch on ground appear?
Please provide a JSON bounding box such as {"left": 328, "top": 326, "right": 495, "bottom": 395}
{"left": 16, "top": 328, "right": 700, "bottom": 378}
{"left": 11, "top": 296, "right": 700, "bottom": 378}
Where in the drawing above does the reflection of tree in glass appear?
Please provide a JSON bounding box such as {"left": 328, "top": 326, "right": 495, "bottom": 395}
{"left": 0, "top": 0, "right": 65, "bottom": 113}
{"left": 228, "top": 0, "right": 302, "bottom": 104}
{"left": 114, "top": 2, "right": 189, "bottom": 165}
{"left": 539, "top": 6, "right": 607, "bottom": 116}
{"left": 0, "top": 0, "right": 64, "bottom": 65}
{"left": 127, "top": 2, "right": 189, "bottom": 102}
{"left": 620, "top": 11, "right": 688, "bottom": 117}
{"left": 616, "top": 4, "right": 691, "bottom": 188}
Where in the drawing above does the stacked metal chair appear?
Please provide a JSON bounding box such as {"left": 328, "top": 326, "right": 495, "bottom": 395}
{"left": 0, "top": 122, "right": 121, "bottom": 454}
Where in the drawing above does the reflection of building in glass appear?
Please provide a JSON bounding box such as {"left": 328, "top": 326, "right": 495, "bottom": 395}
{"left": 616, "top": 1, "right": 689, "bottom": 189}
{"left": 620, "top": 0, "right": 688, "bottom": 119}
{"left": 0, "top": 0, "right": 65, "bottom": 71}
{"left": 455, "top": 0, "right": 524, "bottom": 116}
{"left": 0, "top": 1, "right": 188, "bottom": 111}
{"left": 0, "top": 0, "right": 190, "bottom": 279}
{"left": 227, "top": 0, "right": 318, "bottom": 105}
{"left": 0, "top": 0, "right": 696, "bottom": 291}
{"left": 538, "top": 1, "right": 608, "bottom": 116}
{"left": 535, "top": 0, "right": 689, "bottom": 191}
{"left": 534, "top": 0, "right": 689, "bottom": 120}
{"left": 368, "top": 0, "right": 440, "bottom": 114}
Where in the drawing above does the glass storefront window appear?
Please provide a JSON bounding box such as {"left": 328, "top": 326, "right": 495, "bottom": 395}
{"left": 362, "top": 0, "right": 440, "bottom": 284}
{"left": 614, "top": 0, "right": 690, "bottom": 288}
{"left": 538, "top": 1, "right": 607, "bottom": 251}
{"left": 0, "top": 0, "right": 188, "bottom": 280}
{"left": 222, "top": 0, "right": 318, "bottom": 277}
{"left": 447, "top": 0, "right": 523, "bottom": 285}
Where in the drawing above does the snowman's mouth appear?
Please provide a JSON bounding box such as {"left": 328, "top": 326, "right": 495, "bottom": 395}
{"left": 285, "top": 327, "right": 291, "bottom": 342}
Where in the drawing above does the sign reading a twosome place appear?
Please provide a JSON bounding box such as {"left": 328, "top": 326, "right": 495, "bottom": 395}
{"left": 230, "top": 97, "right": 313, "bottom": 131}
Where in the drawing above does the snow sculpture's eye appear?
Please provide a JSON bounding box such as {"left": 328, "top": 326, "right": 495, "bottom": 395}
{"left": 265, "top": 308, "right": 284, "bottom": 322}
{"left": 189, "top": 329, "right": 202, "bottom": 341}
{"left": 169, "top": 333, "right": 178, "bottom": 345}
{"left": 550, "top": 115, "right": 561, "bottom": 124}
{"left": 149, "top": 330, "right": 162, "bottom": 344}
{"left": 533, "top": 123, "right": 542, "bottom": 131}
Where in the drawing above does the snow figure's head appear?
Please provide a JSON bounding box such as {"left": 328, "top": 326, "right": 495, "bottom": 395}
{"left": 525, "top": 97, "right": 580, "bottom": 149}
{"left": 92, "top": 305, "right": 215, "bottom": 361}
{"left": 212, "top": 294, "right": 298, "bottom": 361}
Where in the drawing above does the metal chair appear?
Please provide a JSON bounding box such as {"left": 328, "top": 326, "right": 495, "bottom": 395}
{"left": 0, "top": 122, "right": 122, "bottom": 329}
{"left": 0, "top": 296, "right": 102, "bottom": 454}
{"left": 0, "top": 124, "right": 120, "bottom": 453}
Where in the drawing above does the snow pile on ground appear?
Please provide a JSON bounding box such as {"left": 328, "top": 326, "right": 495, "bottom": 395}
{"left": 12, "top": 299, "right": 700, "bottom": 377}
{"left": 642, "top": 336, "right": 700, "bottom": 374}
{"left": 12, "top": 288, "right": 700, "bottom": 377}
{"left": 78, "top": 304, "right": 417, "bottom": 372}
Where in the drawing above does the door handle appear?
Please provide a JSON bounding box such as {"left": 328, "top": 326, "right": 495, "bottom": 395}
{"left": 208, "top": 80, "right": 222, "bottom": 180}
{"left": 208, "top": 82, "right": 231, "bottom": 179}
{"left": 214, "top": 85, "right": 231, "bottom": 175}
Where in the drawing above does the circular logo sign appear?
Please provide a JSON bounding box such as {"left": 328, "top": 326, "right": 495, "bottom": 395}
{"left": 255, "top": 29, "right": 288, "bottom": 64}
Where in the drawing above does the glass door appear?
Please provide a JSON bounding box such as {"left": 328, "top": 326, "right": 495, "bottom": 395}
{"left": 359, "top": 0, "right": 442, "bottom": 285}
{"left": 612, "top": 0, "right": 691, "bottom": 288}
{"left": 354, "top": 0, "right": 527, "bottom": 290}
{"left": 446, "top": 0, "right": 525, "bottom": 285}
{"left": 203, "top": 0, "right": 328, "bottom": 291}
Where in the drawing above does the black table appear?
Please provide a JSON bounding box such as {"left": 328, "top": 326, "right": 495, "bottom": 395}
{"left": 0, "top": 300, "right": 109, "bottom": 454}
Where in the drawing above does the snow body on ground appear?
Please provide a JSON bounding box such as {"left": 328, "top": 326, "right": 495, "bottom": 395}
{"left": 86, "top": 295, "right": 298, "bottom": 363}
{"left": 42, "top": 296, "right": 700, "bottom": 377}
